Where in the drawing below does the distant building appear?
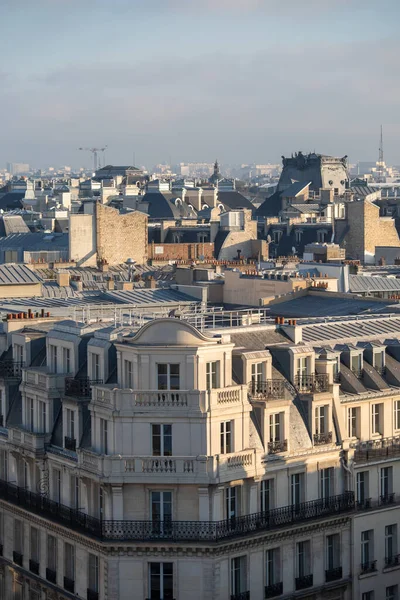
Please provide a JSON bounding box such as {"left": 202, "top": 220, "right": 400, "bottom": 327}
{"left": 6, "top": 163, "right": 30, "bottom": 176}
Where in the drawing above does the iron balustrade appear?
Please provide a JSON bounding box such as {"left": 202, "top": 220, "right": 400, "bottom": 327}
{"left": 267, "top": 440, "right": 287, "bottom": 454}
{"left": 87, "top": 590, "right": 99, "bottom": 600}
{"left": 46, "top": 568, "right": 57, "bottom": 583}
{"left": 13, "top": 551, "right": 23, "bottom": 566}
{"left": 29, "top": 559, "right": 39, "bottom": 575}
{"left": 65, "top": 377, "right": 103, "bottom": 398}
{"left": 231, "top": 593, "right": 250, "bottom": 600}
{"left": 385, "top": 554, "right": 400, "bottom": 568}
{"left": 313, "top": 432, "right": 333, "bottom": 445}
{"left": 375, "top": 366, "right": 386, "bottom": 376}
{"left": 0, "top": 360, "right": 24, "bottom": 379}
{"left": 248, "top": 380, "right": 286, "bottom": 400}
{"left": 0, "top": 478, "right": 354, "bottom": 542}
{"left": 380, "top": 493, "right": 395, "bottom": 506}
{"left": 64, "top": 577, "right": 75, "bottom": 593}
{"left": 325, "top": 567, "right": 342, "bottom": 582}
{"left": 354, "top": 436, "right": 400, "bottom": 462}
{"left": 294, "top": 374, "right": 329, "bottom": 393}
{"left": 295, "top": 574, "right": 313, "bottom": 590}
{"left": 360, "top": 561, "right": 377, "bottom": 574}
{"left": 64, "top": 436, "right": 77, "bottom": 452}
{"left": 265, "top": 582, "right": 283, "bottom": 598}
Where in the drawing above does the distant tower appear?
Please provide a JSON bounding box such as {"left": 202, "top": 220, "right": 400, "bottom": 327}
{"left": 377, "top": 125, "right": 384, "bottom": 182}
{"left": 209, "top": 159, "right": 221, "bottom": 185}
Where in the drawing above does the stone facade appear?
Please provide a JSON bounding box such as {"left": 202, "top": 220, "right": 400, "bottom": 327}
{"left": 149, "top": 241, "right": 214, "bottom": 261}
{"left": 96, "top": 203, "right": 147, "bottom": 266}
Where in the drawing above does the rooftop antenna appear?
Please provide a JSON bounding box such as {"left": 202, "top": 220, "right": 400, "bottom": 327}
{"left": 378, "top": 125, "right": 384, "bottom": 183}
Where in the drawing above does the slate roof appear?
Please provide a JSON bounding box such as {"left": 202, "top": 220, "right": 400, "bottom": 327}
{"left": 255, "top": 190, "right": 282, "bottom": 217}
{"left": 350, "top": 185, "right": 379, "bottom": 197}
{"left": 0, "top": 192, "right": 25, "bottom": 211}
{"left": 230, "top": 328, "right": 289, "bottom": 350}
{"left": 349, "top": 275, "right": 400, "bottom": 293}
{"left": 0, "top": 264, "right": 43, "bottom": 285}
{"left": 281, "top": 181, "right": 311, "bottom": 198}
{"left": 217, "top": 191, "right": 255, "bottom": 213}
{"left": 301, "top": 315, "right": 400, "bottom": 344}
{"left": 0, "top": 232, "right": 68, "bottom": 250}
{"left": 290, "top": 203, "right": 322, "bottom": 214}
{"left": 140, "top": 191, "right": 196, "bottom": 220}
{"left": 0, "top": 216, "right": 30, "bottom": 236}
{"left": 268, "top": 294, "right": 395, "bottom": 318}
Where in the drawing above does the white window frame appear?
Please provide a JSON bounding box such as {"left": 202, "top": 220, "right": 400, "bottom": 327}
{"left": 220, "top": 421, "right": 232, "bottom": 454}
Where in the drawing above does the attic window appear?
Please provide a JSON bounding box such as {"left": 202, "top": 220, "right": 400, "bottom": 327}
{"left": 272, "top": 230, "right": 282, "bottom": 243}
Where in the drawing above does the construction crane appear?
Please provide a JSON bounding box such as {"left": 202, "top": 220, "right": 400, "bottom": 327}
{"left": 78, "top": 146, "right": 108, "bottom": 172}
{"left": 377, "top": 125, "right": 384, "bottom": 183}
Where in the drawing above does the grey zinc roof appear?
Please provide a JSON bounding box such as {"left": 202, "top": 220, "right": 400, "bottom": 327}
{"left": 301, "top": 315, "right": 400, "bottom": 344}
{"left": 0, "top": 232, "right": 68, "bottom": 250}
{"left": 290, "top": 203, "right": 322, "bottom": 214}
{"left": 101, "top": 288, "right": 199, "bottom": 306}
{"left": 349, "top": 275, "right": 400, "bottom": 293}
{"left": 281, "top": 181, "right": 311, "bottom": 198}
{"left": 0, "top": 264, "right": 43, "bottom": 286}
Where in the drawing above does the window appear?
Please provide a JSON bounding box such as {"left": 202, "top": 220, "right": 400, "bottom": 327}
{"left": 226, "top": 486, "right": 239, "bottom": 519}
{"left": 269, "top": 413, "right": 282, "bottom": 442}
{"left": 152, "top": 424, "right": 172, "bottom": 456}
{"left": 30, "top": 526, "right": 40, "bottom": 564}
{"left": 0, "top": 450, "right": 8, "bottom": 481}
{"left": 14, "top": 343, "right": 23, "bottom": 364}
{"left": 361, "top": 530, "right": 373, "bottom": 566}
{"left": 266, "top": 548, "right": 280, "bottom": 587}
{"left": 220, "top": 421, "right": 232, "bottom": 454}
{"left": 296, "top": 541, "right": 311, "bottom": 577}
{"left": 157, "top": 364, "right": 180, "bottom": 390}
{"left": 148, "top": 563, "right": 173, "bottom": 600}
{"left": 374, "top": 350, "right": 385, "bottom": 372}
{"left": 38, "top": 400, "right": 46, "bottom": 433}
{"left": 351, "top": 354, "right": 362, "bottom": 373}
{"left": 70, "top": 475, "right": 79, "bottom": 510}
{"left": 357, "top": 471, "right": 369, "bottom": 506}
{"left": 91, "top": 352, "right": 100, "bottom": 380}
{"left": 295, "top": 230, "right": 303, "bottom": 244}
{"left": 151, "top": 491, "right": 172, "bottom": 522}
{"left": 371, "top": 403, "right": 383, "bottom": 435}
{"left": 231, "top": 556, "right": 247, "bottom": 596}
{"left": 385, "top": 525, "right": 397, "bottom": 561}
{"left": 47, "top": 535, "right": 57, "bottom": 573}
{"left": 296, "top": 357, "right": 308, "bottom": 382}
{"left": 386, "top": 586, "right": 398, "bottom": 600}
{"left": 100, "top": 418, "right": 108, "bottom": 454}
{"left": 381, "top": 466, "right": 393, "bottom": 500}
{"left": 88, "top": 554, "right": 99, "bottom": 594}
{"left": 14, "top": 583, "right": 23, "bottom": 600}
{"left": 260, "top": 479, "right": 274, "bottom": 512}
{"left": 348, "top": 407, "right": 359, "bottom": 438}
{"left": 317, "top": 230, "right": 327, "bottom": 243}
{"left": 25, "top": 397, "right": 34, "bottom": 432}
{"left": 251, "top": 363, "right": 263, "bottom": 388}
{"left": 123, "top": 359, "right": 133, "bottom": 388}
{"left": 272, "top": 230, "right": 282, "bottom": 244}
{"left": 63, "top": 347, "right": 71, "bottom": 374}
{"left": 14, "top": 519, "right": 23, "bottom": 554}
{"left": 394, "top": 400, "right": 400, "bottom": 430}
{"left": 315, "top": 405, "right": 327, "bottom": 434}
{"left": 66, "top": 409, "right": 75, "bottom": 440}
{"left": 206, "top": 361, "right": 219, "bottom": 389}
{"left": 64, "top": 543, "right": 75, "bottom": 584}
{"left": 291, "top": 473, "right": 304, "bottom": 507}
{"left": 53, "top": 468, "right": 61, "bottom": 503}
{"left": 362, "top": 593, "right": 374, "bottom": 600}
{"left": 326, "top": 534, "right": 340, "bottom": 570}
{"left": 50, "top": 345, "right": 58, "bottom": 372}
{"left": 320, "top": 467, "right": 334, "bottom": 500}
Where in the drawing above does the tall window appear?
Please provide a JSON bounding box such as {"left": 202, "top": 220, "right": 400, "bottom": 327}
{"left": 66, "top": 409, "right": 75, "bottom": 440}
{"left": 123, "top": 359, "right": 133, "bottom": 388}
{"left": 63, "top": 347, "right": 71, "bottom": 374}
{"left": 88, "top": 554, "right": 99, "bottom": 594}
{"left": 265, "top": 548, "right": 280, "bottom": 587}
{"left": 226, "top": 487, "right": 239, "bottom": 519}
{"left": 291, "top": 473, "right": 304, "bottom": 507}
{"left": 296, "top": 357, "right": 308, "bottom": 384}
{"left": 385, "top": 525, "right": 397, "bottom": 562}
{"left": 394, "top": 400, "right": 400, "bottom": 430}
{"left": 14, "top": 343, "right": 23, "bottom": 364}
{"left": 14, "top": 519, "right": 23, "bottom": 555}
{"left": 70, "top": 475, "right": 79, "bottom": 510}
{"left": 53, "top": 468, "right": 61, "bottom": 503}
{"left": 25, "top": 397, "right": 34, "bottom": 432}
{"left": 374, "top": 350, "right": 385, "bottom": 371}
{"left": 386, "top": 586, "right": 398, "bottom": 600}
{"left": 157, "top": 364, "right": 180, "bottom": 390}
{"left": 47, "top": 534, "right": 57, "bottom": 574}
{"left": 100, "top": 418, "right": 108, "bottom": 454}
{"left": 251, "top": 363, "right": 263, "bottom": 387}
{"left": 231, "top": 556, "right": 247, "bottom": 596}
{"left": 320, "top": 467, "right": 334, "bottom": 500}
{"left": 381, "top": 466, "right": 393, "bottom": 500}
{"left": 50, "top": 345, "right": 58, "bottom": 373}
{"left": 371, "top": 404, "right": 383, "bottom": 435}
{"left": 151, "top": 491, "right": 172, "bottom": 522}
{"left": 356, "top": 471, "right": 369, "bottom": 506}
{"left": 296, "top": 541, "right": 311, "bottom": 578}
{"left": 148, "top": 563, "right": 173, "bottom": 600}
{"left": 260, "top": 479, "right": 274, "bottom": 512}
{"left": 326, "top": 534, "right": 340, "bottom": 570}
{"left": 269, "top": 413, "right": 282, "bottom": 442}
{"left": 0, "top": 450, "right": 7, "bottom": 481}
{"left": 348, "top": 407, "right": 359, "bottom": 438}
{"left": 64, "top": 543, "right": 75, "bottom": 587}
{"left": 91, "top": 353, "right": 100, "bottom": 380}
{"left": 361, "top": 530, "right": 373, "bottom": 566}
{"left": 351, "top": 354, "right": 362, "bottom": 373}
{"left": 220, "top": 421, "right": 232, "bottom": 454}
{"left": 315, "top": 406, "right": 327, "bottom": 434}
{"left": 38, "top": 400, "right": 46, "bottom": 433}
{"left": 206, "top": 361, "right": 219, "bottom": 389}
{"left": 30, "top": 527, "right": 40, "bottom": 566}
{"left": 362, "top": 592, "right": 374, "bottom": 600}
{"left": 152, "top": 424, "right": 172, "bottom": 456}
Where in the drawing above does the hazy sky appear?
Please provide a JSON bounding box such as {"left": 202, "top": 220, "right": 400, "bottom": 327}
{"left": 2, "top": 0, "right": 400, "bottom": 169}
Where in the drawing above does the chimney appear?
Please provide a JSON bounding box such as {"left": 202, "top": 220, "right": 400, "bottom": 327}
{"left": 56, "top": 271, "right": 70, "bottom": 287}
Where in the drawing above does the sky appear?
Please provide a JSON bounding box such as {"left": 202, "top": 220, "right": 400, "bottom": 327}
{"left": 1, "top": 0, "right": 400, "bottom": 169}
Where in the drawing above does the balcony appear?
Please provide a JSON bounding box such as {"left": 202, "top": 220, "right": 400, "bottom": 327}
{"left": 13, "top": 551, "right": 23, "bottom": 566}
{"left": 64, "top": 436, "right": 77, "bottom": 452}
{"left": 385, "top": 554, "right": 400, "bottom": 568}
{"left": 360, "top": 561, "right": 377, "bottom": 575}
{"left": 65, "top": 377, "right": 103, "bottom": 398}
{"left": 0, "top": 478, "right": 354, "bottom": 543}
{"left": 295, "top": 374, "right": 329, "bottom": 393}
{"left": 265, "top": 582, "right": 283, "bottom": 598}
{"left": 325, "top": 567, "right": 342, "bottom": 582}
{"left": 267, "top": 440, "right": 287, "bottom": 454}
{"left": 354, "top": 436, "right": 400, "bottom": 462}
{"left": 313, "top": 432, "right": 333, "bottom": 445}
{"left": 46, "top": 568, "right": 57, "bottom": 583}
{"left": 248, "top": 380, "right": 287, "bottom": 401}
{"left": 29, "top": 559, "right": 40, "bottom": 575}
{"left": 21, "top": 367, "right": 66, "bottom": 394}
{"left": 87, "top": 590, "right": 99, "bottom": 600}
{"left": 64, "top": 577, "right": 75, "bottom": 593}
{"left": 379, "top": 493, "right": 395, "bottom": 506}
{"left": 0, "top": 360, "right": 24, "bottom": 379}
{"left": 231, "top": 593, "right": 250, "bottom": 600}
{"left": 295, "top": 574, "right": 313, "bottom": 590}
{"left": 8, "top": 427, "right": 48, "bottom": 453}
{"left": 92, "top": 385, "right": 197, "bottom": 411}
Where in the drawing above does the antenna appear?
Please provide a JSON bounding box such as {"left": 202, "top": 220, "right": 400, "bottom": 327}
{"left": 378, "top": 125, "right": 384, "bottom": 183}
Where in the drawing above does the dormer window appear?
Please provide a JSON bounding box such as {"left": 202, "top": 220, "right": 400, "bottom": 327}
{"left": 351, "top": 354, "right": 362, "bottom": 375}
{"left": 14, "top": 344, "right": 24, "bottom": 364}
{"left": 272, "top": 230, "right": 282, "bottom": 244}
{"left": 49, "top": 345, "right": 58, "bottom": 372}
{"left": 374, "top": 351, "right": 385, "bottom": 374}
{"left": 206, "top": 361, "right": 219, "bottom": 389}
{"left": 123, "top": 359, "right": 133, "bottom": 388}
{"left": 91, "top": 353, "right": 101, "bottom": 381}
{"left": 63, "top": 348, "right": 71, "bottom": 374}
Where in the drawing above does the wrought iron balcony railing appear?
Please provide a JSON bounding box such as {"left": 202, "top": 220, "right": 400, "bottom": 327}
{"left": 65, "top": 377, "right": 103, "bottom": 398}
{"left": 0, "top": 478, "right": 355, "bottom": 543}
{"left": 313, "top": 432, "right": 332, "bottom": 445}
{"left": 231, "top": 593, "right": 250, "bottom": 600}
{"left": 380, "top": 493, "right": 395, "bottom": 506}
{"left": 360, "top": 561, "right": 377, "bottom": 575}
{"left": 354, "top": 436, "right": 400, "bottom": 462}
{"left": 295, "top": 574, "right": 313, "bottom": 590}
{"left": 46, "top": 568, "right": 57, "bottom": 583}
{"left": 294, "top": 374, "right": 329, "bottom": 393}
{"left": 0, "top": 360, "right": 24, "bottom": 379}
{"left": 265, "top": 582, "right": 283, "bottom": 598}
{"left": 385, "top": 554, "right": 400, "bottom": 568}
{"left": 64, "top": 436, "right": 77, "bottom": 452}
{"left": 248, "top": 380, "right": 287, "bottom": 400}
{"left": 64, "top": 577, "right": 75, "bottom": 593}
{"left": 13, "top": 551, "right": 23, "bottom": 566}
{"left": 267, "top": 440, "right": 287, "bottom": 454}
{"left": 29, "top": 559, "right": 39, "bottom": 574}
{"left": 325, "top": 566, "right": 342, "bottom": 582}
